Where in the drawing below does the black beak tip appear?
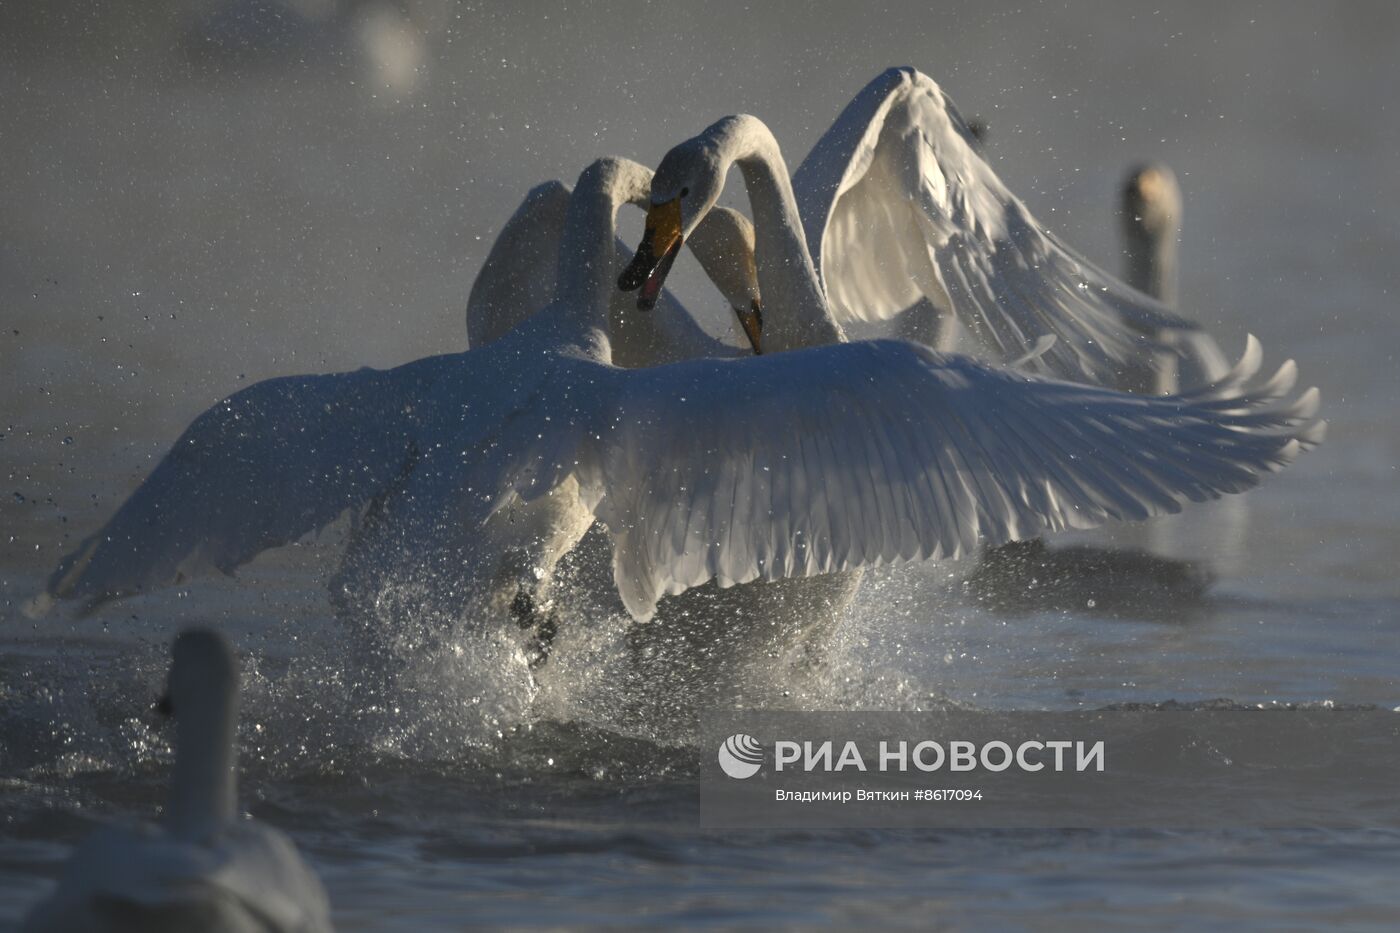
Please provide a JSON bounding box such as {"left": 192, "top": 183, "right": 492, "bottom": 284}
{"left": 617, "top": 257, "right": 651, "bottom": 293}
{"left": 154, "top": 693, "right": 172, "bottom": 718}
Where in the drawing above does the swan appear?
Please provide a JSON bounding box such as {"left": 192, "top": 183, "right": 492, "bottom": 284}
{"left": 1117, "top": 161, "right": 1232, "bottom": 394}
{"left": 465, "top": 160, "right": 862, "bottom": 681}
{"left": 466, "top": 173, "right": 762, "bottom": 366}
{"left": 622, "top": 67, "right": 1220, "bottom": 387}
{"left": 464, "top": 160, "right": 861, "bottom": 675}
{"left": 44, "top": 159, "right": 761, "bottom": 667}
{"left": 21, "top": 629, "right": 332, "bottom": 933}
{"left": 969, "top": 161, "right": 1246, "bottom": 609}
{"left": 47, "top": 126, "right": 1322, "bottom": 628}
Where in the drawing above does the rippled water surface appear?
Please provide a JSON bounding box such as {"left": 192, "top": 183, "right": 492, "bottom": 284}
{"left": 3, "top": 1, "right": 1399, "bottom": 928}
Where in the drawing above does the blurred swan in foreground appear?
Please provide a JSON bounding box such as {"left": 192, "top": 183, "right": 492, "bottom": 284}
{"left": 49, "top": 121, "right": 1321, "bottom": 626}
{"left": 22, "top": 629, "right": 332, "bottom": 933}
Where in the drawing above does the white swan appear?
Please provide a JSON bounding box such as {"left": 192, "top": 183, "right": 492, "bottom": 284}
{"left": 22, "top": 629, "right": 332, "bottom": 933}
{"left": 466, "top": 159, "right": 860, "bottom": 673}
{"left": 1118, "top": 162, "right": 1249, "bottom": 572}
{"left": 622, "top": 67, "right": 1219, "bottom": 386}
{"left": 464, "top": 159, "right": 860, "bottom": 667}
{"left": 466, "top": 172, "right": 762, "bottom": 366}
{"left": 45, "top": 160, "right": 758, "bottom": 656}
{"left": 1117, "top": 161, "right": 1232, "bottom": 393}
{"left": 47, "top": 127, "right": 1322, "bottom": 625}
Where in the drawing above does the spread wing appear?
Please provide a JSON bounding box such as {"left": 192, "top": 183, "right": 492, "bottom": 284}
{"left": 553, "top": 337, "right": 1320, "bottom": 620}
{"left": 794, "top": 66, "right": 1206, "bottom": 383}
{"left": 46, "top": 359, "right": 447, "bottom": 606}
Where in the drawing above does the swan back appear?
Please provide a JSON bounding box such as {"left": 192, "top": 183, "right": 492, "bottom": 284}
{"left": 467, "top": 180, "right": 573, "bottom": 348}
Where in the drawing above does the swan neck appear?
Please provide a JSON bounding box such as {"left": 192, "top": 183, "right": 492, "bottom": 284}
{"left": 1122, "top": 213, "right": 1178, "bottom": 306}
{"left": 710, "top": 115, "right": 843, "bottom": 350}
{"left": 167, "top": 685, "right": 238, "bottom": 843}
{"left": 548, "top": 159, "right": 651, "bottom": 360}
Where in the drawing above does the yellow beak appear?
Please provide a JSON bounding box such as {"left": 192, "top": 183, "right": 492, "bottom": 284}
{"left": 618, "top": 197, "right": 685, "bottom": 308}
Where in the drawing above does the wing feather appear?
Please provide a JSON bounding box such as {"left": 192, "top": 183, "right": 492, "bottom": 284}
{"left": 794, "top": 67, "right": 1208, "bottom": 383}
{"left": 47, "top": 358, "right": 448, "bottom": 605}
{"left": 585, "top": 338, "right": 1322, "bottom": 620}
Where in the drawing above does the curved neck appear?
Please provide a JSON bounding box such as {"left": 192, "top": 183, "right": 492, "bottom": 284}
{"left": 544, "top": 159, "right": 656, "bottom": 360}
{"left": 167, "top": 688, "right": 238, "bottom": 843}
{"left": 703, "top": 115, "right": 844, "bottom": 351}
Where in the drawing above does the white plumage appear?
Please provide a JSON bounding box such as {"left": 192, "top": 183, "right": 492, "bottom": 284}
{"left": 792, "top": 66, "right": 1221, "bottom": 384}
{"left": 465, "top": 165, "right": 759, "bottom": 366}
{"left": 48, "top": 135, "right": 1323, "bottom": 625}
{"left": 22, "top": 630, "right": 332, "bottom": 933}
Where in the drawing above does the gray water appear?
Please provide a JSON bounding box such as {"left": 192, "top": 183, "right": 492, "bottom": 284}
{"left": 3, "top": 0, "right": 1399, "bottom": 928}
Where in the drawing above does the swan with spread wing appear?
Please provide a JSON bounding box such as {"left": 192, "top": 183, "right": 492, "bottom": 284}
{"left": 622, "top": 66, "right": 1225, "bottom": 388}
{"left": 45, "top": 159, "right": 757, "bottom": 638}
{"left": 48, "top": 126, "right": 1321, "bottom": 626}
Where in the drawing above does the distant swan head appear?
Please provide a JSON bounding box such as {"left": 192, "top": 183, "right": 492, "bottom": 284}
{"left": 1121, "top": 162, "right": 1183, "bottom": 307}
{"left": 1122, "top": 162, "right": 1181, "bottom": 242}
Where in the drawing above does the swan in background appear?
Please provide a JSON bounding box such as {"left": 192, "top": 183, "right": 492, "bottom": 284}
{"left": 1123, "top": 163, "right": 1184, "bottom": 309}
{"left": 620, "top": 66, "right": 1213, "bottom": 384}
{"left": 1118, "top": 162, "right": 1248, "bottom": 575}
{"left": 466, "top": 170, "right": 760, "bottom": 366}
{"left": 1117, "top": 162, "right": 1231, "bottom": 394}
{"left": 22, "top": 629, "right": 332, "bottom": 933}
{"left": 969, "top": 161, "right": 1246, "bottom": 609}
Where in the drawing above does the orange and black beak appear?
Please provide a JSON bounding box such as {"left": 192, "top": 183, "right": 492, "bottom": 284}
{"left": 618, "top": 198, "right": 684, "bottom": 310}
{"left": 734, "top": 298, "right": 764, "bottom": 355}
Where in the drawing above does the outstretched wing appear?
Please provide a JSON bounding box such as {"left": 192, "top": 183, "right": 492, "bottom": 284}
{"left": 48, "top": 361, "right": 434, "bottom": 605}
{"left": 794, "top": 66, "right": 1204, "bottom": 383}
{"left": 568, "top": 337, "right": 1320, "bottom": 620}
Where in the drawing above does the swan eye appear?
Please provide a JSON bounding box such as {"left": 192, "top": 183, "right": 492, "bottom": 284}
{"left": 679, "top": 187, "right": 690, "bottom": 198}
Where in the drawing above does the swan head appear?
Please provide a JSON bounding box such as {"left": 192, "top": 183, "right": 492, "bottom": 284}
{"left": 1122, "top": 162, "right": 1181, "bottom": 240}
{"left": 617, "top": 137, "right": 725, "bottom": 312}
{"left": 158, "top": 628, "right": 238, "bottom": 723}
